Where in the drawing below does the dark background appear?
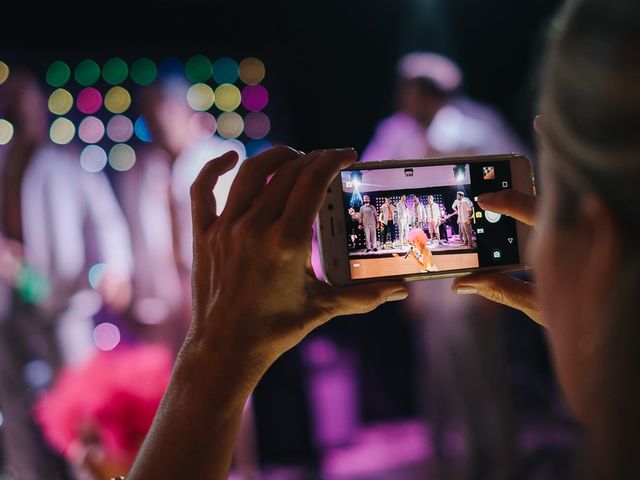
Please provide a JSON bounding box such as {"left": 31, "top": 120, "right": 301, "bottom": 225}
{"left": 2, "top": 0, "right": 562, "bottom": 153}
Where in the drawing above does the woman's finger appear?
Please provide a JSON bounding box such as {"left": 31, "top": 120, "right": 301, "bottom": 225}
{"left": 221, "top": 146, "right": 302, "bottom": 222}
{"left": 190, "top": 151, "right": 240, "bottom": 236}
{"left": 245, "top": 150, "right": 324, "bottom": 225}
{"left": 280, "top": 148, "right": 357, "bottom": 242}
{"left": 477, "top": 190, "right": 537, "bottom": 226}
{"left": 452, "top": 273, "right": 543, "bottom": 326}
{"left": 312, "top": 281, "right": 409, "bottom": 327}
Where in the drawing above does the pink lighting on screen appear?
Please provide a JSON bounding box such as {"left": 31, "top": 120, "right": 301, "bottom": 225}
{"left": 241, "top": 84, "right": 268, "bottom": 112}
{"left": 77, "top": 88, "right": 102, "bottom": 114}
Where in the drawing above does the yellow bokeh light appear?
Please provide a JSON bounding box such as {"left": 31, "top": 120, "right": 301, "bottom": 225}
{"left": 48, "top": 89, "right": 74, "bottom": 115}
{"left": 104, "top": 86, "right": 132, "bottom": 114}
{"left": 0, "top": 119, "right": 14, "bottom": 145}
{"left": 216, "top": 112, "right": 244, "bottom": 139}
{"left": 108, "top": 143, "right": 136, "bottom": 171}
{"left": 49, "top": 118, "right": 76, "bottom": 145}
{"left": 214, "top": 84, "right": 241, "bottom": 112}
{"left": 0, "top": 61, "right": 9, "bottom": 85}
{"left": 187, "top": 83, "right": 215, "bottom": 111}
{"left": 239, "top": 57, "right": 265, "bottom": 85}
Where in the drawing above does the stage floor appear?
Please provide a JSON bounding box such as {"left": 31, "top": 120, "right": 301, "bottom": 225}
{"left": 349, "top": 242, "right": 479, "bottom": 280}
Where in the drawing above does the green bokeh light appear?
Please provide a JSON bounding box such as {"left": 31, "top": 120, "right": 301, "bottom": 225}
{"left": 75, "top": 59, "right": 101, "bottom": 86}
{"left": 103, "top": 57, "right": 129, "bottom": 85}
{"left": 185, "top": 55, "right": 213, "bottom": 83}
{"left": 46, "top": 61, "right": 71, "bottom": 87}
{"left": 130, "top": 58, "right": 158, "bottom": 85}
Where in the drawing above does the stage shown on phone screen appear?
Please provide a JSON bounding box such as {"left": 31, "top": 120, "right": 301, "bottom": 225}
{"left": 341, "top": 160, "right": 520, "bottom": 280}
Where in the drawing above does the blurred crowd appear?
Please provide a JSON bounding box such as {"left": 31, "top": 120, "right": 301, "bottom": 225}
{"left": 0, "top": 53, "right": 575, "bottom": 480}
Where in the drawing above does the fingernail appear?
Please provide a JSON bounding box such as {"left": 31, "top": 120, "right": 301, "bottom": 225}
{"left": 387, "top": 290, "right": 409, "bottom": 302}
{"left": 455, "top": 286, "right": 478, "bottom": 295}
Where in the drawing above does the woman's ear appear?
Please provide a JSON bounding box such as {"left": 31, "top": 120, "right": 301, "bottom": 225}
{"left": 579, "top": 193, "right": 621, "bottom": 297}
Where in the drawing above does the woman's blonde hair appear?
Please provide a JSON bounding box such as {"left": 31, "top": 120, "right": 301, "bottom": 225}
{"left": 541, "top": 0, "right": 640, "bottom": 474}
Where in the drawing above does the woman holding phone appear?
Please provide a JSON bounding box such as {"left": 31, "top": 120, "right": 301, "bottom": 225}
{"left": 126, "top": 0, "right": 640, "bottom": 478}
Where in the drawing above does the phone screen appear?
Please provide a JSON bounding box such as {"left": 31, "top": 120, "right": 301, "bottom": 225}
{"left": 341, "top": 160, "right": 520, "bottom": 280}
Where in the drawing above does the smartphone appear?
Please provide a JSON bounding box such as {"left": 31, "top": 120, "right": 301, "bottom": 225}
{"left": 316, "top": 154, "right": 534, "bottom": 286}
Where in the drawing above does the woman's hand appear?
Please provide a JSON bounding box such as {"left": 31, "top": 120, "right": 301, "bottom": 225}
{"left": 451, "top": 189, "right": 544, "bottom": 326}
{"left": 188, "top": 146, "right": 408, "bottom": 382}
{"left": 129, "top": 147, "right": 407, "bottom": 480}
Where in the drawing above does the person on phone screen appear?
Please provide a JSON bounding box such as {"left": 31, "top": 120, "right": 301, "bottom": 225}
{"left": 354, "top": 194, "right": 378, "bottom": 252}
{"left": 452, "top": 191, "right": 474, "bottom": 247}
{"left": 379, "top": 197, "right": 396, "bottom": 248}
{"left": 425, "top": 195, "right": 442, "bottom": 243}
{"left": 412, "top": 194, "right": 427, "bottom": 230}
{"left": 406, "top": 228, "right": 438, "bottom": 272}
{"left": 396, "top": 195, "right": 411, "bottom": 246}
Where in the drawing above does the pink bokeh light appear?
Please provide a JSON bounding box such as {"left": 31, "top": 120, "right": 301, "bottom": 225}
{"left": 241, "top": 84, "right": 269, "bottom": 112}
{"left": 77, "top": 87, "right": 103, "bottom": 114}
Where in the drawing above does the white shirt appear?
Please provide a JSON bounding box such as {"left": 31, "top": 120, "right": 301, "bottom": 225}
{"left": 414, "top": 201, "right": 427, "bottom": 223}
{"left": 426, "top": 202, "right": 441, "bottom": 223}
{"left": 117, "top": 137, "right": 245, "bottom": 323}
{"left": 380, "top": 203, "right": 396, "bottom": 223}
{"left": 0, "top": 144, "right": 133, "bottom": 319}
{"left": 452, "top": 197, "right": 474, "bottom": 223}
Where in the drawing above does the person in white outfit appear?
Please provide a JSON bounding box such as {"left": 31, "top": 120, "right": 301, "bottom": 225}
{"left": 452, "top": 191, "right": 474, "bottom": 247}
{"left": 396, "top": 195, "right": 411, "bottom": 246}
{"left": 412, "top": 194, "right": 427, "bottom": 230}
{"left": 0, "top": 69, "right": 133, "bottom": 479}
{"left": 351, "top": 195, "right": 378, "bottom": 252}
{"left": 425, "top": 195, "right": 442, "bottom": 243}
{"left": 118, "top": 81, "right": 246, "bottom": 343}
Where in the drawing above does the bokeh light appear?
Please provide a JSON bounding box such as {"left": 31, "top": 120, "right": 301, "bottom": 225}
{"left": 212, "top": 57, "right": 238, "bottom": 84}
{"left": 88, "top": 262, "right": 109, "bottom": 288}
{"left": 0, "top": 119, "right": 15, "bottom": 145}
{"left": 185, "top": 54, "right": 213, "bottom": 83}
{"left": 188, "top": 112, "right": 217, "bottom": 139}
{"left": 242, "top": 84, "right": 269, "bottom": 111}
{"left": 93, "top": 322, "right": 121, "bottom": 351}
{"left": 78, "top": 116, "right": 105, "bottom": 143}
{"left": 77, "top": 87, "right": 103, "bottom": 114}
{"left": 108, "top": 143, "right": 136, "bottom": 171}
{"left": 48, "top": 89, "right": 74, "bottom": 115}
{"left": 214, "top": 84, "right": 241, "bottom": 112}
{"left": 80, "top": 145, "right": 108, "bottom": 172}
{"left": 46, "top": 61, "right": 71, "bottom": 87}
{"left": 104, "top": 86, "right": 131, "bottom": 114}
{"left": 239, "top": 57, "right": 265, "bottom": 84}
{"left": 244, "top": 112, "right": 271, "bottom": 139}
{"left": 187, "top": 83, "right": 215, "bottom": 111}
{"left": 74, "top": 59, "right": 101, "bottom": 86}
{"left": 0, "top": 61, "right": 9, "bottom": 85}
{"left": 216, "top": 112, "right": 244, "bottom": 139}
{"left": 102, "top": 57, "right": 129, "bottom": 85}
{"left": 49, "top": 118, "right": 75, "bottom": 144}
{"left": 134, "top": 116, "right": 153, "bottom": 142}
{"left": 23, "top": 360, "right": 53, "bottom": 389}
{"left": 159, "top": 57, "right": 184, "bottom": 82}
{"left": 130, "top": 57, "right": 158, "bottom": 85}
{"left": 107, "top": 115, "right": 134, "bottom": 142}
{"left": 246, "top": 139, "right": 273, "bottom": 157}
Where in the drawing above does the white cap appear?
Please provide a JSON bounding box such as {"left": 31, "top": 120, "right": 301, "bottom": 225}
{"left": 397, "top": 52, "right": 462, "bottom": 93}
